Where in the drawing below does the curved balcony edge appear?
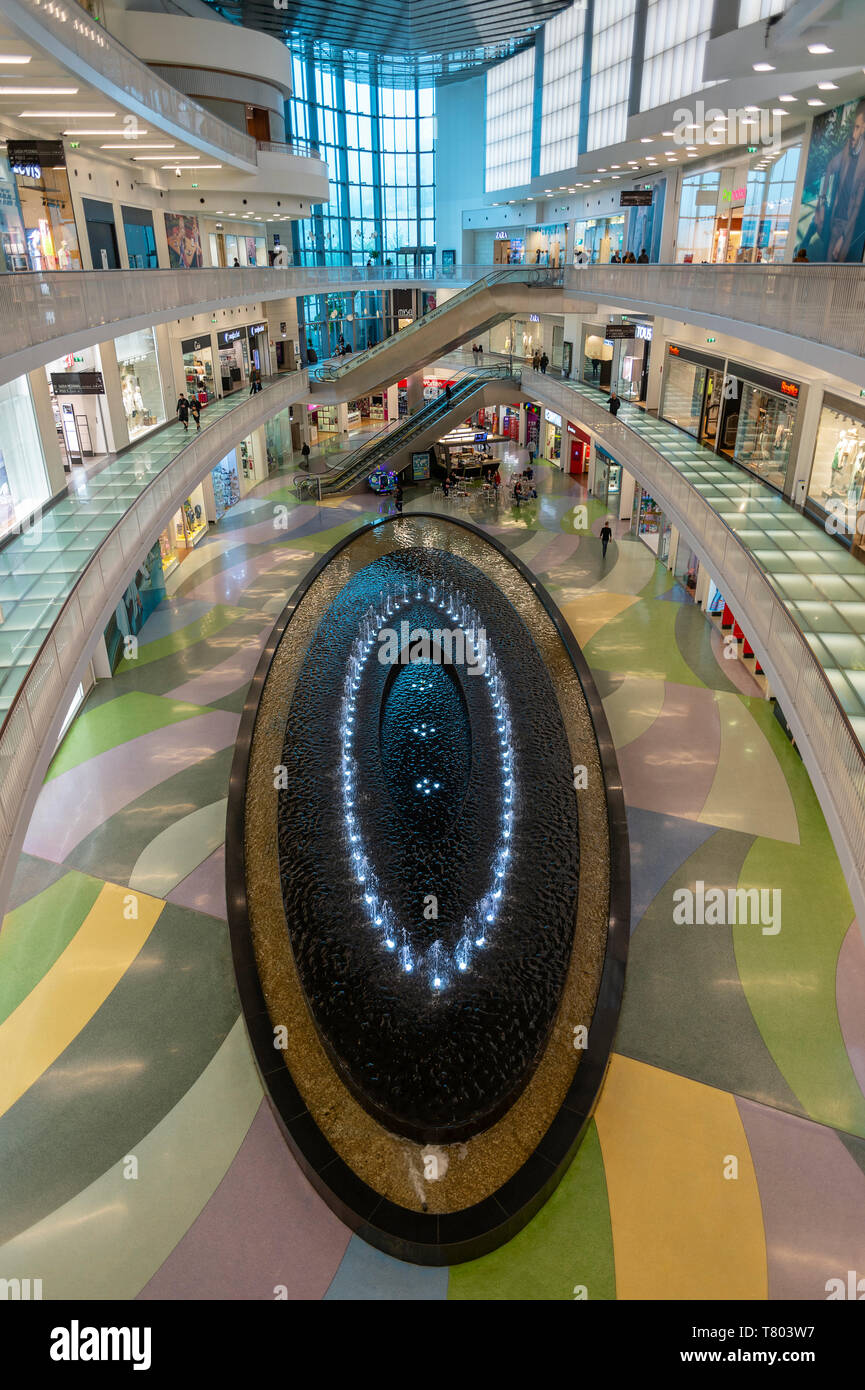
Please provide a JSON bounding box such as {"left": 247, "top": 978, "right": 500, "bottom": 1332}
{"left": 521, "top": 367, "right": 865, "bottom": 937}
{"left": 1, "top": 263, "right": 864, "bottom": 391}
{"left": 0, "top": 369, "right": 309, "bottom": 921}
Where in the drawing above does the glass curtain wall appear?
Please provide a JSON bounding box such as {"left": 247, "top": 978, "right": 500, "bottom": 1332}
{"left": 288, "top": 44, "right": 435, "bottom": 267}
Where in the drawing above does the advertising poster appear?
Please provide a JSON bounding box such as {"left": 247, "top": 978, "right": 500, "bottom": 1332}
{"left": 165, "top": 212, "right": 203, "bottom": 269}
{"left": 796, "top": 95, "right": 865, "bottom": 262}
{"left": 412, "top": 452, "right": 430, "bottom": 481}
{"left": 246, "top": 236, "right": 258, "bottom": 265}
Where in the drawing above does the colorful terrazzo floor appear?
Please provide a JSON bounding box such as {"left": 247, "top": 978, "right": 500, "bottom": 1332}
{"left": 1, "top": 449, "right": 864, "bottom": 1301}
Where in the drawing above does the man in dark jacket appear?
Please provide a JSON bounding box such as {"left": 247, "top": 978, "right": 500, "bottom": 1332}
{"left": 177, "top": 394, "right": 189, "bottom": 431}
{"left": 539, "top": 352, "right": 549, "bottom": 374}
{"left": 600, "top": 520, "right": 613, "bottom": 558}
{"left": 638, "top": 249, "right": 649, "bottom": 263}
{"left": 609, "top": 392, "right": 621, "bottom": 417}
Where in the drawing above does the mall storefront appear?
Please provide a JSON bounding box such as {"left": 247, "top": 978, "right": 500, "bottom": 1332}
{"left": 805, "top": 393, "right": 865, "bottom": 551}
{"left": 0, "top": 374, "right": 51, "bottom": 541}
{"left": 116, "top": 328, "right": 165, "bottom": 441}
{"left": 182, "top": 336, "right": 217, "bottom": 406}
{"left": 45, "top": 347, "right": 113, "bottom": 469}
{"left": 660, "top": 343, "right": 801, "bottom": 492}
{"left": 0, "top": 139, "right": 82, "bottom": 271}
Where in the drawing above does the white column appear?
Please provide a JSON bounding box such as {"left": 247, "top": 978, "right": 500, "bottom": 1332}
{"left": 618, "top": 468, "right": 636, "bottom": 524}
{"left": 787, "top": 382, "right": 822, "bottom": 508}
{"left": 28, "top": 367, "right": 65, "bottom": 497}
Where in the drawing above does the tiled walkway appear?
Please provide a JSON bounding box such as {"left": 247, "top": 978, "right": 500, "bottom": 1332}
{"left": 0, "top": 379, "right": 289, "bottom": 717}
{"left": 1, "top": 449, "right": 863, "bottom": 1298}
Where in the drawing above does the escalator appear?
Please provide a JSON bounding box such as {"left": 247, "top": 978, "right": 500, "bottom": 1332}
{"left": 309, "top": 266, "right": 563, "bottom": 403}
{"left": 296, "top": 369, "right": 514, "bottom": 497}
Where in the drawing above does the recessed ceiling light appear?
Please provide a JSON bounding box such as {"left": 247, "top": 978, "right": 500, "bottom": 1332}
{"left": 0, "top": 86, "right": 78, "bottom": 95}
{"left": 779, "top": 94, "right": 797, "bottom": 101}
{"left": 0, "top": 55, "right": 31, "bottom": 63}
{"left": 597, "top": 168, "right": 606, "bottom": 172}
{"left": 753, "top": 63, "right": 775, "bottom": 72}
{"left": 744, "top": 105, "right": 760, "bottom": 113}
{"left": 771, "top": 109, "right": 788, "bottom": 116}
{"left": 611, "top": 164, "right": 620, "bottom": 169}
{"left": 661, "top": 130, "right": 673, "bottom": 136}
{"left": 100, "top": 142, "right": 174, "bottom": 149}
{"left": 808, "top": 43, "right": 833, "bottom": 54}
{"left": 63, "top": 128, "right": 149, "bottom": 135}
{"left": 818, "top": 81, "right": 838, "bottom": 90}
{"left": 22, "top": 111, "right": 117, "bottom": 119}
{"left": 178, "top": 165, "right": 222, "bottom": 170}
{"left": 687, "top": 153, "right": 698, "bottom": 158}
{"left": 807, "top": 98, "right": 825, "bottom": 106}
{"left": 135, "top": 153, "right": 199, "bottom": 160}
{"left": 592, "top": 178, "right": 600, "bottom": 183}
{"left": 640, "top": 137, "right": 653, "bottom": 143}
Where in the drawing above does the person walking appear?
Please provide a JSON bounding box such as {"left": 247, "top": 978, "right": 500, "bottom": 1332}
{"left": 189, "top": 397, "right": 201, "bottom": 432}
{"left": 493, "top": 468, "right": 501, "bottom": 493}
{"left": 637, "top": 248, "right": 649, "bottom": 264}
{"left": 395, "top": 480, "right": 404, "bottom": 514}
{"left": 540, "top": 352, "right": 549, "bottom": 374}
{"left": 600, "top": 520, "right": 613, "bottom": 558}
{"left": 300, "top": 441, "right": 310, "bottom": 468}
{"left": 609, "top": 391, "right": 621, "bottom": 417}
{"left": 176, "top": 394, "right": 190, "bottom": 432}
{"left": 249, "top": 366, "right": 261, "bottom": 395}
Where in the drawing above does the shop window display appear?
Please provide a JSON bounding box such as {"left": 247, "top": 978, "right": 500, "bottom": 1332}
{"left": 0, "top": 374, "right": 50, "bottom": 539}
{"left": 115, "top": 328, "right": 165, "bottom": 440}
{"left": 4, "top": 140, "right": 82, "bottom": 271}
{"left": 662, "top": 356, "right": 708, "bottom": 437}
{"left": 807, "top": 400, "right": 865, "bottom": 536}
{"left": 731, "top": 383, "right": 795, "bottom": 488}
{"left": 211, "top": 451, "right": 241, "bottom": 520}
{"left": 182, "top": 338, "right": 216, "bottom": 405}
{"left": 183, "top": 490, "right": 208, "bottom": 546}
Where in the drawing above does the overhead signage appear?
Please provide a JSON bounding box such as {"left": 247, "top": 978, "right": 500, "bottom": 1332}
{"left": 495, "top": 231, "right": 509, "bottom": 240}
{"left": 635, "top": 323, "right": 653, "bottom": 341}
{"left": 6, "top": 139, "right": 66, "bottom": 180}
{"left": 181, "top": 336, "right": 209, "bottom": 354}
{"left": 528, "top": 314, "right": 540, "bottom": 322}
{"left": 605, "top": 324, "right": 636, "bottom": 340}
{"left": 780, "top": 379, "right": 799, "bottom": 398}
{"left": 620, "top": 190, "right": 653, "bottom": 207}
{"left": 218, "top": 328, "right": 243, "bottom": 346}
{"left": 50, "top": 371, "right": 104, "bottom": 395}
{"left": 727, "top": 358, "right": 800, "bottom": 400}
{"left": 247, "top": 322, "right": 267, "bottom": 339}
{"left": 544, "top": 410, "right": 562, "bottom": 427}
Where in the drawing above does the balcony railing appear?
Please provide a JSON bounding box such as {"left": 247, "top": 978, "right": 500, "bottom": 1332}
{"left": 9, "top": 0, "right": 258, "bottom": 167}
{"left": 522, "top": 366, "right": 865, "bottom": 929}
{"left": 0, "top": 369, "right": 308, "bottom": 917}
{"left": 1, "top": 261, "right": 864, "bottom": 387}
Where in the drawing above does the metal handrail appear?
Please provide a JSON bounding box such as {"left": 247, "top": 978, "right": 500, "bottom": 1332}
{"left": 0, "top": 369, "right": 309, "bottom": 917}
{"left": 523, "top": 367, "right": 865, "bottom": 923}
{"left": 9, "top": 0, "right": 258, "bottom": 167}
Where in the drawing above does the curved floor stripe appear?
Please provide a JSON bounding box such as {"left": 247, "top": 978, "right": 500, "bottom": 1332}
{"left": 559, "top": 591, "right": 639, "bottom": 648}
{"left": 0, "top": 881, "right": 163, "bottom": 1121}
{"left": 325, "top": 1234, "right": 447, "bottom": 1301}
{"left": 710, "top": 627, "right": 764, "bottom": 697}
{"left": 0, "top": 872, "right": 102, "bottom": 1025}
{"left": 167, "top": 845, "right": 226, "bottom": 920}
{"left": 166, "top": 629, "right": 270, "bottom": 707}
{"left": 837, "top": 921, "right": 865, "bottom": 1099}
{"left": 737, "top": 1098, "right": 865, "bottom": 1300}
{"left": 626, "top": 806, "right": 715, "bottom": 936}
{"left": 0, "top": 1018, "right": 260, "bottom": 1299}
{"left": 602, "top": 672, "right": 666, "bottom": 751}
{"left": 129, "top": 800, "right": 227, "bottom": 899}
{"left": 140, "top": 1102, "right": 350, "bottom": 1300}
{"left": 699, "top": 692, "right": 799, "bottom": 844}
{"left": 447, "top": 1118, "right": 615, "bottom": 1301}
{"left": 24, "top": 712, "right": 240, "bottom": 864}
{"left": 594, "top": 1055, "right": 767, "bottom": 1300}
{"left": 47, "top": 691, "right": 210, "bottom": 782}
{"left": 0, "top": 901, "right": 239, "bottom": 1246}
{"left": 615, "top": 682, "right": 720, "bottom": 821}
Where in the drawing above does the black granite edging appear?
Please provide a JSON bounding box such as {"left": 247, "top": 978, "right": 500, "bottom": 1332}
{"left": 225, "top": 511, "right": 629, "bottom": 1266}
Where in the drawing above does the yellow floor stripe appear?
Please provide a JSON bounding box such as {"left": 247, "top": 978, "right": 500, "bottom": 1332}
{"left": 594, "top": 1054, "right": 767, "bottom": 1300}
{"left": 559, "top": 591, "right": 638, "bottom": 647}
{"left": 0, "top": 881, "right": 164, "bottom": 1120}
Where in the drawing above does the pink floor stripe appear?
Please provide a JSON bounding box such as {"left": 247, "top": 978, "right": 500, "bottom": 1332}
{"left": 24, "top": 712, "right": 240, "bottom": 863}
{"left": 710, "top": 628, "right": 764, "bottom": 698}
{"left": 532, "top": 532, "right": 581, "bottom": 573}
{"left": 616, "top": 682, "right": 721, "bottom": 820}
{"left": 167, "top": 844, "right": 227, "bottom": 920}
{"left": 737, "top": 1097, "right": 865, "bottom": 1300}
{"left": 137, "top": 1102, "right": 351, "bottom": 1300}
{"left": 166, "top": 626, "right": 271, "bottom": 706}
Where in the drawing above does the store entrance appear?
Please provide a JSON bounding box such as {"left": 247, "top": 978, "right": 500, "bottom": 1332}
{"left": 700, "top": 369, "right": 725, "bottom": 448}
{"left": 396, "top": 248, "right": 435, "bottom": 272}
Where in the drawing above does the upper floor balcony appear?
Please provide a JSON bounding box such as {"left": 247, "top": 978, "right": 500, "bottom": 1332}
{"left": 0, "top": 261, "right": 862, "bottom": 391}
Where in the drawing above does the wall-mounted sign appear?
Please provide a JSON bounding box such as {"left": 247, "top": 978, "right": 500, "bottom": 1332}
{"left": 6, "top": 139, "right": 66, "bottom": 180}
{"left": 544, "top": 409, "right": 562, "bottom": 427}
{"left": 247, "top": 322, "right": 267, "bottom": 339}
{"left": 605, "top": 324, "right": 636, "bottom": 340}
{"left": 635, "top": 323, "right": 653, "bottom": 341}
{"left": 50, "top": 371, "right": 104, "bottom": 396}
{"left": 495, "top": 231, "right": 509, "bottom": 240}
{"left": 218, "top": 328, "right": 243, "bottom": 346}
{"left": 181, "top": 336, "right": 209, "bottom": 354}
{"left": 668, "top": 344, "right": 681, "bottom": 356}
{"left": 528, "top": 313, "right": 540, "bottom": 322}
{"left": 620, "top": 190, "right": 653, "bottom": 206}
